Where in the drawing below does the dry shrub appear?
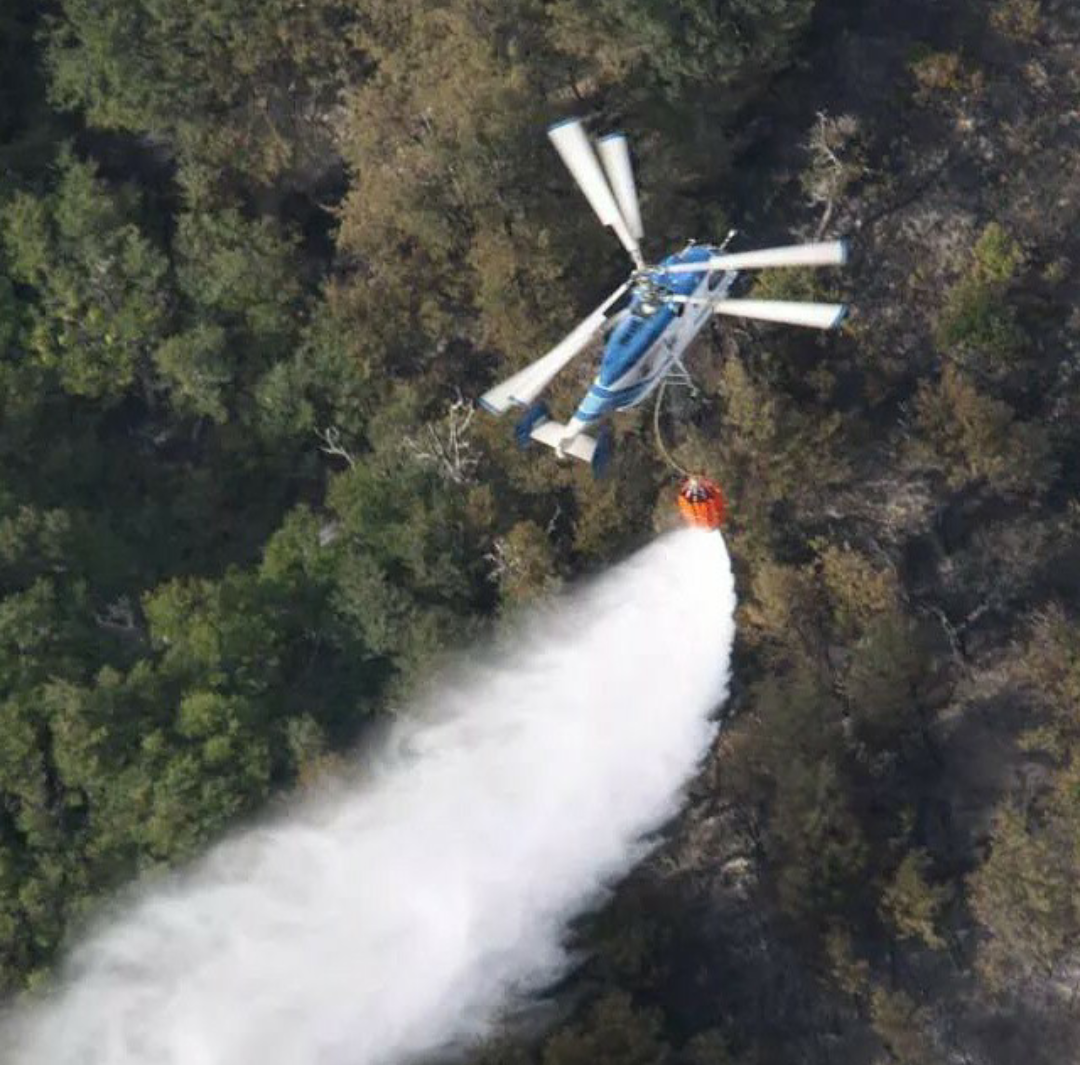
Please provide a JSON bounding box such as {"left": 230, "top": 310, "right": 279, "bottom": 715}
{"left": 991, "top": 0, "right": 1041, "bottom": 40}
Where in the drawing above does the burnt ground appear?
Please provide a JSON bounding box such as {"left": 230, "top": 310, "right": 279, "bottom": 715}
{"left": 574, "top": 1, "right": 1080, "bottom": 1063}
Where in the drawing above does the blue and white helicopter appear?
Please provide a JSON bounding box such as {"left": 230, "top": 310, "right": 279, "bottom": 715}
{"left": 478, "top": 118, "right": 850, "bottom": 475}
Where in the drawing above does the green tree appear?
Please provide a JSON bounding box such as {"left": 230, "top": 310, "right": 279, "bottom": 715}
{"left": 969, "top": 790, "right": 1080, "bottom": 990}
{"left": 153, "top": 207, "right": 309, "bottom": 423}
{"left": 842, "top": 610, "right": 933, "bottom": 753}
{"left": 818, "top": 545, "right": 899, "bottom": 638}
{"left": 1012, "top": 605, "right": 1080, "bottom": 756}
{"left": 252, "top": 297, "right": 372, "bottom": 447}
{"left": 824, "top": 926, "right": 871, "bottom": 1000}
{"left": 336, "top": 0, "right": 576, "bottom": 374}
{"left": 771, "top": 756, "right": 868, "bottom": 916}
{"left": 684, "top": 358, "right": 848, "bottom": 543}
{"left": 45, "top": 0, "right": 362, "bottom": 184}
{"left": 912, "top": 364, "right": 1054, "bottom": 493}
{"left": 542, "top": 993, "right": 669, "bottom": 1065}
{"left": 549, "top": 0, "right": 815, "bottom": 107}
{"left": 680, "top": 1030, "right": 736, "bottom": 1065}
{"left": 3, "top": 152, "right": 171, "bottom": 401}
{"left": 153, "top": 324, "right": 231, "bottom": 423}
{"left": 879, "top": 849, "right": 948, "bottom": 950}
{"left": 935, "top": 222, "right": 1026, "bottom": 362}
{"left": 869, "top": 986, "right": 937, "bottom": 1065}
{"left": 173, "top": 208, "right": 303, "bottom": 350}
{"left": 741, "top": 559, "right": 824, "bottom": 664}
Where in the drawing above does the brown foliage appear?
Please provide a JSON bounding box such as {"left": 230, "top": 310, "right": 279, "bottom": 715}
{"left": 911, "top": 365, "right": 1054, "bottom": 493}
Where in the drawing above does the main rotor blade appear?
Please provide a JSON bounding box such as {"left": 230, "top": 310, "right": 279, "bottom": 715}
{"left": 548, "top": 120, "right": 643, "bottom": 267}
{"left": 478, "top": 282, "right": 631, "bottom": 414}
{"left": 710, "top": 298, "right": 848, "bottom": 330}
{"left": 664, "top": 239, "right": 850, "bottom": 274}
{"left": 597, "top": 134, "right": 644, "bottom": 241}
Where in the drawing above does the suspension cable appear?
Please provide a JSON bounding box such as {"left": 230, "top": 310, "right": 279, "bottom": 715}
{"left": 652, "top": 379, "right": 691, "bottom": 478}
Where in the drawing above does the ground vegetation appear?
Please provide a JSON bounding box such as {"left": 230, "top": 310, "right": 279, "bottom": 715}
{"left": 0, "top": 0, "right": 1078, "bottom": 1060}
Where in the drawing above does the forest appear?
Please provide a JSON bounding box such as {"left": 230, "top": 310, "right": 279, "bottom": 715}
{"left": 1, "top": 0, "right": 1078, "bottom": 1061}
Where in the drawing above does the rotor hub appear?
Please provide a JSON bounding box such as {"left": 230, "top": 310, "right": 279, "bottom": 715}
{"left": 631, "top": 272, "right": 673, "bottom": 317}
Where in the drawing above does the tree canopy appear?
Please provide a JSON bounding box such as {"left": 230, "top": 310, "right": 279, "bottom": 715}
{"left": 2, "top": 0, "right": 1079, "bottom": 1060}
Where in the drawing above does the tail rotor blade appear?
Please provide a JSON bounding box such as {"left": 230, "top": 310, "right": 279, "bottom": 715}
{"left": 665, "top": 240, "right": 849, "bottom": 274}
{"left": 711, "top": 299, "right": 848, "bottom": 330}
{"left": 548, "top": 120, "right": 642, "bottom": 266}
{"left": 597, "top": 134, "right": 644, "bottom": 241}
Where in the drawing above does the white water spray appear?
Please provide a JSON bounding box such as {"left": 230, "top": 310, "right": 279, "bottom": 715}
{"left": 3, "top": 528, "right": 736, "bottom": 1065}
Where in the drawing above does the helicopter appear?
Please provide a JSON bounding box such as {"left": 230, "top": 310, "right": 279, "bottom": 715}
{"left": 478, "top": 117, "right": 850, "bottom": 477}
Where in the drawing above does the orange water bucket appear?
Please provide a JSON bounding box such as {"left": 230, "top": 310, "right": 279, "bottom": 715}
{"left": 676, "top": 476, "right": 726, "bottom": 529}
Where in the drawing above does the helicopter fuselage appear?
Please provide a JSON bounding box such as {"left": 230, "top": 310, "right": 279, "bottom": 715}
{"left": 480, "top": 116, "right": 848, "bottom": 477}
{"left": 564, "top": 244, "right": 736, "bottom": 438}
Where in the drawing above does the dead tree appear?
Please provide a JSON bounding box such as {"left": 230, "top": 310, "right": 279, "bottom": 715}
{"left": 402, "top": 392, "right": 479, "bottom": 485}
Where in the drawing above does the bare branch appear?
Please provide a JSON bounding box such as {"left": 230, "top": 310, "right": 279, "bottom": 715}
{"left": 483, "top": 537, "right": 513, "bottom": 585}
{"left": 95, "top": 596, "right": 142, "bottom": 639}
{"left": 401, "top": 391, "right": 479, "bottom": 485}
{"left": 803, "top": 111, "right": 864, "bottom": 239}
{"left": 316, "top": 426, "right": 356, "bottom": 469}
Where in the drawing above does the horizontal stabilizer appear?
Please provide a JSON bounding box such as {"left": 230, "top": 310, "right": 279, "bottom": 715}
{"left": 479, "top": 282, "right": 629, "bottom": 415}
{"left": 712, "top": 298, "right": 848, "bottom": 330}
{"left": 665, "top": 239, "right": 849, "bottom": 274}
{"left": 529, "top": 420, "right": 597, "bottom": 464}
